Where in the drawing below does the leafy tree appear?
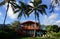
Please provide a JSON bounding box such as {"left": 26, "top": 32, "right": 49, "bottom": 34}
{"left": 46, "top": 25, "right": 54, "bottom": 37}
{"left": 51, "top": 25, "right": 59, "bottom": 33}
{"left": 10, "top": 21, "right": 20, "bottom": 31}
{"left": 46, "top": 25, "right": 52, "bottom": 32}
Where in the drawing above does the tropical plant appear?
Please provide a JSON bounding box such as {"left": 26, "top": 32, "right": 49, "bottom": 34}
{"left": 24, "top": 0, "right": 47, "bottom": 23}
{"left": 27, "top": 0, "right": 47, "bottom": 37}
{"left": 10, "top": 21, "right": 20, "bottom": 31}
{"left": 0, "top": 0, "right": 17, "bottom": 25}
{"left": 14, "top": 0, "right": 47, "bottom": 37}
{"left": 46, "top": 25, "right": 54, "bottom": 37}
{"left": 53, "top": 31, "right": 60, "bottom": 37}
{"left": 46, "top": 25, "right": 52, "bottom": 32}
{"left": 0, "top": 0, "right": 19, "bottom": 32}
{"left": 14, "top": 1, "right": 31, "bottom": 19}
{"left": 51, "top": 25, "right": 59, "bottom": 32}
{"left": 50, "top": 0, "right": 60, "bottom": 12}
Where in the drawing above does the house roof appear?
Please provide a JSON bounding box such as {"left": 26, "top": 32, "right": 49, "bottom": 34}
{"left": 21, "top": 20, "right": 39, "bottom": 25}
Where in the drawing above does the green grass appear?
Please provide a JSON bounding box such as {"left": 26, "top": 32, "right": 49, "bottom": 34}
{"left": 16, "top": 37, "right": 60, "bottom": 39}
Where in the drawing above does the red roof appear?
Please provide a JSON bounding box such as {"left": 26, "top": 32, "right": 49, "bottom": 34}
{"left": 21, "top": 21, "right": 40, "bottom": 30}
{"left": 21, "top": 21, "right": 38, "bottom": 25}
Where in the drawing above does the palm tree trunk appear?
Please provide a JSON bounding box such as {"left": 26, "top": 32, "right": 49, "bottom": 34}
{"left": 33, "top": 20, "right": 36, "bottom": 37}
{"left": 3, "top": 8, "right": 8, "bottom": 25}
{"left": 3, "top": 3, "right": 9, "bottom": 31}
{"left": 33, "top": 10, "right": 36, "bottom": 37}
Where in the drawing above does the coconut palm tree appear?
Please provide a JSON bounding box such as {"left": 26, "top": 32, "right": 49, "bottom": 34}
{"left": 24, "top": 0, "right": 47, "bottom": 37}
{"left": 0, "top": 0, "right": 17, "bottom": 24}
{"left": 0, "top": 0, "right": 17, "bottom": 31}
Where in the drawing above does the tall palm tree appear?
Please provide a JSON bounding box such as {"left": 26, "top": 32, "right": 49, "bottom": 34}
{"left": 0, "top": 0, "right": 17, "bottom": 31}
{"left": 0, "top": 0, "right": 16, "bottom": 24}
{"left": 24, "top": 0, "right": 47, "bottom": 37}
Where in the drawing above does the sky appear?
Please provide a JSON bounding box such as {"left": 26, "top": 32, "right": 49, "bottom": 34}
{"left": 0, "top": 0, "right": 60, "bottom": 26}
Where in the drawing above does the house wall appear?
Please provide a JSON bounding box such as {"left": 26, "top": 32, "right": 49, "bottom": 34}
{"left": 21, "top": 22, "right": 40, "bottom": 30}
{"left": 18, "top": 21, "right": 40, "bottom": 36}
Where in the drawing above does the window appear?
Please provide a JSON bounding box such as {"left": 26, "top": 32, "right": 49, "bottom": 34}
{"left": 28, "top": 30, "right": 34, "bottom": 34}
{"left": 31, "top": 24, "right": 34, "bottom": 26}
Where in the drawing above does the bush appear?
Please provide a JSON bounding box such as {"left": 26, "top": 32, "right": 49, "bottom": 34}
{"left": 0, "top": 28, "right": 18, "bottom": 39}
{"left": 53, "top": 31, "right": 60, "bottom": 37}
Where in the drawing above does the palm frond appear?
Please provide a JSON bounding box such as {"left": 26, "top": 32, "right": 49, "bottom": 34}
{"left": 37, "top": 9, "right": 44, "bottom": 15}
{"left": 31, "top": 0, "right": 42, "bottom": 6}
{"left": 10, "top": 0, "right": 16, "bottom": 1}
{"left": 11, "top": 4, "right": 15, "bottom": 13}
{"left": 27, "top": 5, "right": 33, "bottom": 8}
{"left": 42, "top": 9, "right": 47, "bottom": 15}
{"left": 14, "top": 9, "right": 20, "bottom": 13}
{"left": 38, "top": 5, "right": 47, "bottom": 9}
{"left": 10, "top": 2, "right": 21, "bottom": 13}
{"left": 19, "top": 1, "right": 26, "bottom": 7}
{"left": 36, "top": 12, "right": 40, "bottom": 24}
{"left": 18, "top": 10, "right": 23, "bottom": 19}
{"left": 0, "top": 1, "right": 5, "bottom": 6}
{"left": 34, "top": 10, "right": 37, "bottom": 20}
{"left": 23, "top": 12, "right": 27, "bottom": 18}
{"left": 34, "top": 0, "right": 42, "bottom": 3}
{"left": 24, "top": 9, "right": 31, "bottom": 17}
{"left": 6, "top": 3, "right": 9, "bottom": 12}
{"left": 10, "top": 2, "right": 21, "bottom": 9}
{"left": 28, "top": 10, "right": 33, "bottom": 15}
{"left": 34, "top": 0, "right": 42, "bottom": 4}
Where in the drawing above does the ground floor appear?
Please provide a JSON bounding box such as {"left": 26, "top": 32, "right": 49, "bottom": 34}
{"left": 17, "top": 30, "right": 47, "bottom": 37}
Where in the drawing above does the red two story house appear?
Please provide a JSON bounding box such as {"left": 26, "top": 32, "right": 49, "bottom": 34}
{"left": 17, "top": 21, "right": 46, "bottom": 37}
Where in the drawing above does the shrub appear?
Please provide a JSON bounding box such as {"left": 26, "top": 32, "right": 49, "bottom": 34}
{"left": 53, "top": 31, "right": 60, "bottom": 37}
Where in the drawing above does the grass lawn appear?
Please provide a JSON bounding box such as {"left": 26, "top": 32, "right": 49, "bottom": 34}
{"left": 16, "top": 37, "right": 60, "bottom": 39}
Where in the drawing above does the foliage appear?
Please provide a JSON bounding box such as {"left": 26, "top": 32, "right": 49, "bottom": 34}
{"left": 52, "top": 31, "right": 60, "bottom": 37}
{"left": 46, "top": 25, "right": 59, "bottom": 32}
{"left": 0, "top": 26, "right": 18, "bottom": 39}
{"left": 50, "top": 0, "right": 60, "bottom": 12}
{"left": 0, "top": 0, "right": 17, "bottom": 12}
{"left": 0, "top": 0, "right": 18, "bottom": 24}
{"left": 14, "top": 0, "right": 47, "bottom": 23}
{"left": 46, "top": 25, "right": 52, "bottom": 32}
{"left": 14, "top": 1, "right": 31, "bottom": 19}
{"left": 13, "top": 0, "right": 47, "bottom": 37}
{"left": 51, "top": 25, "right": 59, "bottom": 32}
{"left": 11, "top": 21, "right": 20, "bottom": 27}
{"left": 46, "top": 25, "right": 60, "bottom": 37}
{"left": 10, "top": 21, "right": 20, "bottom": 31}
